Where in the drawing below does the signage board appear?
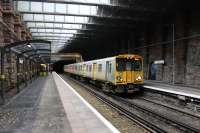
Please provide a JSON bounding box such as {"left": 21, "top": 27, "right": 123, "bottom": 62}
{"left": 154, "top": 60, "right": 165, "bottom": 64}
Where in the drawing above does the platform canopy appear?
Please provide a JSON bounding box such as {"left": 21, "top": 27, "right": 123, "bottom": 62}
{"left": 13, "top": 0, "right": 115, "bottom": 53}
{"left": 5, "top": 40, "right": 51, "bottom": 63}
{"left": 13, "top": 0, "right": 156, "bottom": 53}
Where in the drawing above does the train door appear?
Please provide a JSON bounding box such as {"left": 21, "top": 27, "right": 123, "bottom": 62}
{"left": 126, "top": 62, "right": 132, "bottom": 83}
{"left": 106, "top": 61, "right": 109, "bottom": 80}
{"left": 93, "top": 63, "right": 97, "bottom": 80}
{"left": 83, "top": 64, "right": 86, "bottom": 76}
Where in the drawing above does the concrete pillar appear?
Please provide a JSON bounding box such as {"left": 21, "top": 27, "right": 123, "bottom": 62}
{"left": 153, "top": 25, "right": 163, "bottom": 81}
{"left": 129, "top": 32, "right": 136, "bottom": 53}
{"left": 26, "top": 32, "right": 32, "bottom": 40}
{"left": 145, "top": 24, "right": 158, "bottom": 80}
{"left": 0, "top": 1, "right": 3, "bottom": 45}
{"left": 185, "top": 11, "right": 200, "bottom": 87}
{"left": 2, "top": 0, "right": 14, "bottom": 43}
{"left": 173, "top": 13, "right": 189, "bottom": 84}
{"left": 0, "top": 1, "right": 2, "bottom": 17}
{"left": 21, "top": 25, "right": 27, "bottom": 41}
{"left": 2, "top": 0, "right": 17, "bottom": 90}
{"left": 143, "top": 24, "right": 151, "bottom": 80}
{"left": 120, "top": 36, "right": 128, "bottom": 54}
{"left": 14, "top": 14, "right": 22, "bottom": 40}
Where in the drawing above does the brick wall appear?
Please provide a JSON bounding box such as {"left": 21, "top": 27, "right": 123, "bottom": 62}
{"left": 185, "top": 11, "right": 200, "bottom": 87}
{"left": 136, "top": 12, "right": 200, "bottom": 88}
{"left": 14, "top": 15, "right": 22, "bottom": 40}
{"left": 0, "top": 1, "right": 3, "bottom": 44}
{"left": 0, "top": 0, "right": 33, "bottom": 90}
{"left": 3, "top": 10, "right": 14, "bottom": 43}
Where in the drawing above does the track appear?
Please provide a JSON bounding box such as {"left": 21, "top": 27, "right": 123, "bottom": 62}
{"left": 138, "top": 97, "right": 200, "bottom": 119}
{"left": 111, "top": 95, "right": 200, "bottom": 133}
{"left": 61, "top": 75, "right": 200, "bottom": 133}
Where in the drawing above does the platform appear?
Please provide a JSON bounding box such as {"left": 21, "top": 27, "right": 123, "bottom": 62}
{"left": 144, "top": 80, "right": 200, "bottom": 100}
{"left": 0, "top": 73, "right": 119, "bottom": 133}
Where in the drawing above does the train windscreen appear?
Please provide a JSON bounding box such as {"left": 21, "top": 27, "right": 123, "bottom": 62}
{"left": 116, "top": 58, "right": 142, "bottom": 71}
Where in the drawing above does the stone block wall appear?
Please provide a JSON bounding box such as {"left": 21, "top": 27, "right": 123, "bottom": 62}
{"left": 14, "top": 15, "right": 22, "bottom": 40}
{"left": 186, "top": 39, "right": 200, "bottom": 87}
{"left": 185, "top": 11, "right": 200, "bottom": 87}
{"left": 0, "top": 0, "right": 32, "bottom": 90}
{"left": 0, "top": 1, "right": 3, "bottom": 44}
{"left": 132, "top": 12, "right": 200, "bottom": 87}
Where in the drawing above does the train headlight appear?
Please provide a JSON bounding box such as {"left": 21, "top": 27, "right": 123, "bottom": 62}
{"left": 136, "top": 76, "right": 142, "bottom": 81}
{"left": 117, "top": 76, "right": 123, "bottom": 82}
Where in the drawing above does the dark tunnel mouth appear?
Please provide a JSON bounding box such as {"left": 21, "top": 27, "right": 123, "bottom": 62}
{"left": 53, "top": 60, "right": 75, "bottom": 73}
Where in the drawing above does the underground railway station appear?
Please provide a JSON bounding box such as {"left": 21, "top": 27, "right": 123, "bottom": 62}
{"left": 0, "top": 0, "right": 200, "bottom": 133}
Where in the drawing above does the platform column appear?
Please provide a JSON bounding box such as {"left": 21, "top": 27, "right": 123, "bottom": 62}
{"left": 32, "top": 61, "right": 35, "bottom": 79}
{"left": 2, "top": 0, "right": 14, "bottom": 43}
{"left": 25, "top": 58, "right": 28, "bottom": 86}
{"left": 0, "top": 1, "right": 3, "bottom": 45}
{"left": 23, "top": 57, "right": 27, "bottom": 86}
{"left": 21, "top": 25, "right": 27, "bottom": 41}
{"left": 0, "top": 47, "right": 5, "bottom": 104}
{"left": 29, "top": 59, "right": 32, "bottom": 83}
{"left": 16, "top": 55, "right": 20, "bottom": 93}
{"left": 14, "top": 14, "right": 22, "bottom": 41}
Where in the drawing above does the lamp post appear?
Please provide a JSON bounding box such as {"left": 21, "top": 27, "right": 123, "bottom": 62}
{"left": 172, "top": 24, "right": 175, "bottom": 84}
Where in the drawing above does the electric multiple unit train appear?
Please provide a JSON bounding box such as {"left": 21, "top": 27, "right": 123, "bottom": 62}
{"left": 64, "top": 54, "right": 144, "bottom": 93}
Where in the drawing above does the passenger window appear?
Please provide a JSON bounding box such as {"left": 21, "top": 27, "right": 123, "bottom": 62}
{"left": 98, "top": 64, "right": 102, "bottom": 72}
{"left": 86, "top": 65, "right": 88, "bottom": 72}
{"left": 83, "top": 65, "right": 86, "bottom": 71}
{"left": 89, "top": 65, "right": 92, "bottom": 72}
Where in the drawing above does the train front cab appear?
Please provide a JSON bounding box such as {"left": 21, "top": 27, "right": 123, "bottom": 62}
{"left": 115, "top": 55, "right": 144, "bottom": 93}
{"left": 40, "top": 64, "right": 48, "bottom": 77}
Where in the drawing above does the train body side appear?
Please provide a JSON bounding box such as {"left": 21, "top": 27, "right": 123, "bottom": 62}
{"left": 64, "top": 57, "right": 116, "bottom": 84}
{"left": 64, "top": 54, "right": 144, "bottom": 93}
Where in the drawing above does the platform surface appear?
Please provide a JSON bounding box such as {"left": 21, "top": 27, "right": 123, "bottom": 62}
{"left": 53, "top": 72, "right": 119, "bottom": 133}
{"left": 0, "top": 73, "right": 119, "bottom": 133}
{"left": 144, "top": 80, "right": 200, "bottom": 99}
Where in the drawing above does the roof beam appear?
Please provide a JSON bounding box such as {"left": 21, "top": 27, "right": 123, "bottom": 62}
{"left": 33, "top": 36, "right": 72, "bottom": 38}
{"left": 28, "top": 53, "right": 50, "bottom": 58}
{"left": 25, "top": 20, "right": 105, "bottom": 26}
{"left": 14, "top": 0, "right": 154, "bottom": 12}
{"left": 41, "top": 39, "right": 70, "bottom": 41}
{"left": 25, "top": 21, "right": 136, "bottom": 29}
{"left": 33, "top": 36, "right": 89, "bottom": 40}
{"left": 5, "top": 40, "right": 51, "bottom": 49}
{"left": 35, "top": 37, "right": 70, "bottom": 42}
{"left": 31, "top": 32, "right": 85, "bottom": 35}
{"left": 28, "top": 27, "right": 126, "bottom": 32}
{"left": 14, "top": 0, "right": 121, "bottom": 7}
{"left": 21, "top": 49, "right": 51, "bottom": 54}
{"left": 29, "top": 27, "right": 93, "bottom": 31}
{"left": 19, "top": 11, "right": 141, "bottom": 21}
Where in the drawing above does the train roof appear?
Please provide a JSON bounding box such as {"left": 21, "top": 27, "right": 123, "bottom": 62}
{"left": 65, "top": 54, "right": 142, "bottom": 66}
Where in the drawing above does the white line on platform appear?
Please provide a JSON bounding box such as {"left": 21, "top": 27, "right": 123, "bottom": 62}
{"left": 143, "top": 85, "right": 200, "bottom": 99}
{"left": 55, "top": 72, "right": 121, "bottom": 133}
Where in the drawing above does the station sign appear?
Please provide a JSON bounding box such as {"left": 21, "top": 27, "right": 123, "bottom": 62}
{"left": 154, "top": 60, "right": 165, "bottom": 64}
{"left": 19, "top": 58, "right": 23, "bottom": 64}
